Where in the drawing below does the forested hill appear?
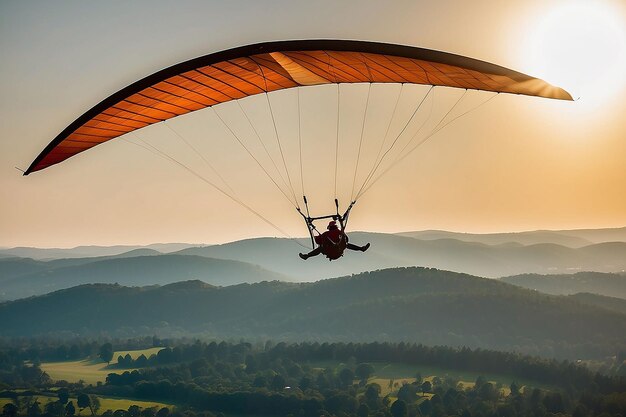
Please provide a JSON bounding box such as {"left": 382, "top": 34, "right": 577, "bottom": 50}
{"left": 569, "top": 292, "right": 626, "bottom": 315}
{"left": 1, "top": 267, "right": 624, "bottom": 359}
{"left": 501, "top": 271, "right": 626, "bottom": 298}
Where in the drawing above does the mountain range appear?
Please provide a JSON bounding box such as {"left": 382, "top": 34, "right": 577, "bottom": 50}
{"left": 2, "top": 228, "right": 626, "bottom": 300}
{"left": 0, "top": 254, "right": 286, "bottom": 300}
{"left": 398, "top": 227, "right": 626, "bottom": 247}
{"left": 175, "top": 232, "right": 626, "bottom": 280}
{"left": 0, "top": 267, "right": 624, "bottom": 360}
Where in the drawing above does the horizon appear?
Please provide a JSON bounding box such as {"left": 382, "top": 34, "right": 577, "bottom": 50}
{"left": 1, "top": 224, "right": 625, "bottom": 250}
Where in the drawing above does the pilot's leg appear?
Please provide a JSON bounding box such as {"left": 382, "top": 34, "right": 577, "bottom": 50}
{"left": 346, "top": 243, "right": 370, "bottom": 252}
{"left": 299, "top": 246, "right": 323, "bottom": 260}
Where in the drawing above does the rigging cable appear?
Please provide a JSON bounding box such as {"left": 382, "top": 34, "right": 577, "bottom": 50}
{"left": 251, "top": 57, "right": 300, "bottom": 208}
{"left": 211, "top": 107, "right": 298, "bottom": 207}
{"left": 359, "top": 91, "right": 499, "bottom": 197}
{"left": 350, "top": 82, "right": 373, "bottom": 201}
{"left": 236, "top": 100, "right": 292, "bottom": 194}
{"left": 334, "top": 84, "right": 341, "bottom": 200}
{"left": 297, "top": 88, "right": 306, "bottom": 204}
{"left": 354, "top": 85, "right": 434, "bottom": 200}
{"left": 124, "top": 132, "right": 308, "bottom": 249}
{"left": 163, "top": 120, "right": 237, "bottom": 197}
{"left": 357, "top": 83, "right": 405, "bottom": 196}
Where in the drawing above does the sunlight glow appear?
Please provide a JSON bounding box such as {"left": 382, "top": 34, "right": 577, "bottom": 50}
{"left": 526, "top": 0, "right": 626, "bottom": 104}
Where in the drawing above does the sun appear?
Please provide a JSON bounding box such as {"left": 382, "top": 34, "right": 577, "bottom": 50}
{"left": 525, "top": 0, "right": 626, "bottom": 104}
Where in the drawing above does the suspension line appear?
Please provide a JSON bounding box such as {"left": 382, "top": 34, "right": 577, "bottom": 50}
{"left": 163, "top": 121, "right": 237, "bottom": 197}
{"left": 236, "top": 100, "right": 292, "bottom": 193}
{"left": 359, "top": 91, "right": 499, "bottom": 197}
{"left": 334, "top": 83, "right": 341, "bottom": 200}
{"left": 297, "top": 88, "right": 306, "bottom": 204}
{"left": 125, "top": 133, "right": 308, "bottom": 248}
{"left": 354, "top": 85, "right": 434, "bottom": 200}
{"left": 211, "top": 107, "right": 298, "bottom": 208}
{"left": 350, "top": 82, "right": 373, "bottom": 201}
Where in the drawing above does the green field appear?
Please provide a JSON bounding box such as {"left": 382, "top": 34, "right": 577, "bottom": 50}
{"left": 40, "top": 347, "right": 163, "bottom": 385}
{"left": 309, "top": 360, "right": 552, "bottom": 397}
{"left": 112, "top": 348, "right": 163, "bottom": 361}
{"left": 0, "top": 396, "right": 171, "bottom": 415}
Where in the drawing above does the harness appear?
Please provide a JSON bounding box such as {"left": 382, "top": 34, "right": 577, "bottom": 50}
{"left": 297, "top": 198, "right": 355, "bottom": 260}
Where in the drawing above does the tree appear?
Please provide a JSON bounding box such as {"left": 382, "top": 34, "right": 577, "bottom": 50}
{"left": 2, "top": 404, "right": 17, "bottom": 417}
{"left": 127, "top": 405, "right": 141, "bottom": 417}
{"left": 58, "top": 388, "right": 70, "bottom": 405}
{"left": 65, "top": 401, "right": 76, "bottom": 417}
{"left": 27, "top": 399, "right": 41, "bottom": 417}
{"left": 135, "top": 354, "right": 148, "bottom": 368}
{"left": 140, "top": 408, "right": 157, "bottom": 417}
{"left": 77, "top": 393, "right": 92, "bottom": 416}
{"left": 156, "top": 408, "right": 169, "bottom": 417}
{"left": 355, "top": 363, "right": 375, "bottom": 382}
{"left": 99, "top": 343, "right": 114, "bottom": 364}
{"left": 421, "top": 381, "right": 432, "bottom": 396}
{"left": 365, "top": 383, "right": 381, "bottom": 407}
{"left": 390, "top": 400, "right": 407, "bottom": 417}
{"left": 271, "top": 374, "right": 286, "bottom": 391}
{"left": 397, "top": 384, "right": 419, "bottom": 403}
{"left": 357, "top": 403, "right": 370, "bottom": 417}
{"left": 339, "top": 368, "right": 355, "bottom": 387}
{"left": 44, "top": 401, "right": 65, "bottom": 417}
{"left": 299, "top": 376, "right": 312, "bottom": 391}
{"left": 90, "top": 395, "right": 101, "bottom": 415}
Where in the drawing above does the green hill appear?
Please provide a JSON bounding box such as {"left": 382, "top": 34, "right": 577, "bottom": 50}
{"left": 569, "top": 292, "right": 626, "bottom": 315}
{"left": 1, "top": 267, "right": 624, "bottom": 359}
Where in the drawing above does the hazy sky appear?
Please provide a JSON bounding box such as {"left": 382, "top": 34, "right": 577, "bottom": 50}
{"left": 1, "top": 0, "right": 625, "bottom": 248}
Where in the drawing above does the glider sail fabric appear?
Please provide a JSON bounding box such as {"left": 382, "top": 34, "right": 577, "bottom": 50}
{"left": 25, "top": 40, "right": 572, "bottom": 175}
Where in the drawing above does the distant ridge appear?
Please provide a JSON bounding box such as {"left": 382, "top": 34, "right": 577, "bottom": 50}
{"left": 0, "top": 254, "right": 288, "bottom": 299}
{"left": 0, "top": 243, "right": 199, "bottom": 260}
{"left": 3, "top": 231, "right": 626, "bottom": 294}
{"left": 501, "top": 272, "right": 626, "bottom": 299}
{"left": 398, "top": 226, "right": 626, "bottom": 247}
{"left": 175, "top": 232, "right": 626, "bottom": 279}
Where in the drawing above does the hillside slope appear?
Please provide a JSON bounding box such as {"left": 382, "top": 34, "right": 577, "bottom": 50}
{"left": 569, "top": 292, "right": 626, "bottom": 315}
{"left": 1, "top": 267, "right": 624, "bottom": 359}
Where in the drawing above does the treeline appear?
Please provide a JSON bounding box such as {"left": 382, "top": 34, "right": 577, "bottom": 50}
{"left": 98, "top": 341, "right": 626, "bottom": 417}
{"left": 3, "top": 340, "right": 626, "bottom": 416}
{"left": 106, "top": 341, "right": 626, "bottom": 393}
{"left": 0, "top": 337, "right": 162, "bottom": 364}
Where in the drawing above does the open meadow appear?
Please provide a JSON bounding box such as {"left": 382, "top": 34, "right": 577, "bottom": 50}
{"left": 0, "top": 396, "right": 172, "bottom": 415}
{"left": 309, "top": 360, "right": 552, "bottom": 397}
{"left": 40, "top": 348, "right": 163, "bottom": 385}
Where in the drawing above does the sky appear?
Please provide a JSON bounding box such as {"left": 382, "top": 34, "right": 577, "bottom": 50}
{"left": 1, "top": 0, "right": 625, "bottom": 248}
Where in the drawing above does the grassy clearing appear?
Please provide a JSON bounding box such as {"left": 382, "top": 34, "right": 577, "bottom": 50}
{"left": 307, "top": 360, "right": 551, "bottom": 396}
{"left": 40, "top": 348, "right": 163, "bottom": 384}
{"left": 111, "top": 348, "right": 163, "bottom": 361}
{"left": 0, "top": 396, "right": 171, "bottom": 415}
